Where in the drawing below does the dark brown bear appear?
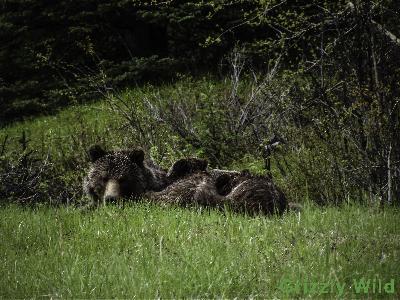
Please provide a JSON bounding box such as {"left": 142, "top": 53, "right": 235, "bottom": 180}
{"left": 151, "top": 158, "right": 288, "bottom": 215}
{"left": 83, "top": 145, "right": 168, "bottom": 205}
{"left": 166, "top": 157, "right": 208, "bottom": 181}
{"left": 147, "top": 157, "right": 221, "bottom": 207}
{"left": 147, "top": 172, "right": 223, "bottom": 207}
{"left": 222, "top": 172, "right": 288, "bottom": 215}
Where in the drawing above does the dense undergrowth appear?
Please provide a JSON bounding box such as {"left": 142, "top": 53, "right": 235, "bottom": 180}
{"left": 2, "top": 0, "right": 400, "bottom": 206}
{"left": 0, "top": 73, "right": 398, "bottom": 206}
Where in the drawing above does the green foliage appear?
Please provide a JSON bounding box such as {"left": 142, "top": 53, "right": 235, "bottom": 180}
{"left": 0, "top": 203, "right": 399, "bottom": 298}
{"left": 2, "top": 0, "right": 400, "bottom": 204}
{"left": 1, "top": 68, "right": 399, "bottom": 204}
{"left": 1, "top": 0, "right": 366, "bottom": 125}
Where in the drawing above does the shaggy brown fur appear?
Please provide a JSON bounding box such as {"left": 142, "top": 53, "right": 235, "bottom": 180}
{"left": 153, "top": 158, "right": 288, "bottom": 215}
{"left": 147, "top": 157, "right": 220, "bottom": 207}
{"left": 167, "top": 157, "right": 208, "bottom": 181}
{"left": 83, "top": 147, "right": 288, "bottom": 214}
{"left": 83, "top": 145, "right": 168, "bottom": 204}
{"left": 222, "top": 173, "right": 287, "bottom": 215}
{"left": 147, "top": 172, "right": 223, "bottom": 207}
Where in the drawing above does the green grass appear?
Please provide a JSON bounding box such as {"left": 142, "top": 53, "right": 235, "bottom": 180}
{"left": 0, "top": 77, "right": 232, "bottom": 168}
{"left": 1, "top": 203, "right": 399, "bottom": 298}
{"left": 0, "top": 101, "right": 121, "bottom": 159}
{"left": 0, "top": 77, "right": 224, "bottom": 159}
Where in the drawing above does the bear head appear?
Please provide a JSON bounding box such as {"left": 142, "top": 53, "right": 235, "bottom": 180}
{"left": 83, "top": 145, "right": 148, "bottom": 204}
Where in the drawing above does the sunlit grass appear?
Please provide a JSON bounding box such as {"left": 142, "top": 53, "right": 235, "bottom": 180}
{"left": 1, "top": 203, "right": 399, "bottom": 298}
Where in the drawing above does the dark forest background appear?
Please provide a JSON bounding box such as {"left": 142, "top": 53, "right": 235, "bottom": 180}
{"left": 2, "top": 0, "right": 397, "bottom": 124}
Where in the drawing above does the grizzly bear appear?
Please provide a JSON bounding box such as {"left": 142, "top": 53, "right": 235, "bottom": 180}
{"left": 150, "top": 158, "right": 288, "bottom": 215}
{"left": 146, "top": 172, "right": 223, "bottom": 207}
{"left": 166, "top": 157, "right": 208, "bottom": 181}
{"left": 83, "top": 145, "right": 168, "bottom": 205}
{"left": 222, "top": 172, "right": 287, "bottom": 215}
{"left": 146, "top": 157, "right": 221, "bottom": 207}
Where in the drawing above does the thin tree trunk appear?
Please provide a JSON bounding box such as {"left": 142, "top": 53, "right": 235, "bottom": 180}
{"left": 387, "top": 143, "right": 392, "bottom": 204}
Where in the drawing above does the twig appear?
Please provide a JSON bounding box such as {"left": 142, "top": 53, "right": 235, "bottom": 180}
{"left": 0, "top": 134, "right": 8, "bottom": 156}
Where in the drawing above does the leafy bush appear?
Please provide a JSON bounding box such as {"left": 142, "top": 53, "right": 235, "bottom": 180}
{"left": 0, "top": 151, "right": 81, "bottom": 205}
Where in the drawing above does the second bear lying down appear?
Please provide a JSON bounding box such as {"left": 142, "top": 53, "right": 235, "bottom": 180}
{"left": 83, "top": 145, "right": 287, "bottom": 214}
{"left": 148, "top": 158, "right": 287, "bottom": 215}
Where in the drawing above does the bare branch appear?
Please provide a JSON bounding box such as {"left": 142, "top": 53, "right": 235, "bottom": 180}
{"left": 371, "top": 20, "right": 400, "bottom": 47}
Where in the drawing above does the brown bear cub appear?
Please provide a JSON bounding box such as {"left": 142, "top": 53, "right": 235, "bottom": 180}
{"left": 151, "top": 158, "right": 288, "bottom": 215}
{"left": 147, "top": 157, "right": 223, "bottom": 207}
{"left": 83, "top": 145, "right": 168, "bottom": 205}
{"left": 222, "top": 172, "right": 287, "bottom": 215}
{"left": 166, "top": 157, "right": 208, "bottom": 181}
{"left": 147, "top": 173, "right": 223, "bottom": 207}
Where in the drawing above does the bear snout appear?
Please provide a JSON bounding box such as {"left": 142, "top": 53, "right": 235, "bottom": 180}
{"left": 104, "top": 179, "right": 121, "bottom": 202}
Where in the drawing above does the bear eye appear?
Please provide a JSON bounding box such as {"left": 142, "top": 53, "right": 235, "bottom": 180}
{"left": 93, "top": 185, "right": 104, "bottom": 195}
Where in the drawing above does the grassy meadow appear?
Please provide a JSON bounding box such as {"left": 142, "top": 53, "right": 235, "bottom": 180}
{"left": 1, "top": 78, "right": 399, "bottom": 298}
{"left": 1, "top": 203, "right": 399, "bottom": 298}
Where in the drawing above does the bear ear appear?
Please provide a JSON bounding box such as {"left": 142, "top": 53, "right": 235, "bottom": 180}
{"left": 199, "top": 159, "right": 208, "bottom": 170}
{"left": 167, "top": 159, "right": 189, "bottom": 178}
{"left": 215, "top": 174, "right": 233, "bottom": 196}
{"left": 167, "top": 158, "right": 208, "bottom": 179}
{"left": 88, "top": 145, "right": 107, "bottom": 162}
{"left": 129, "top": 148, "right": 145, "bottom": 166}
